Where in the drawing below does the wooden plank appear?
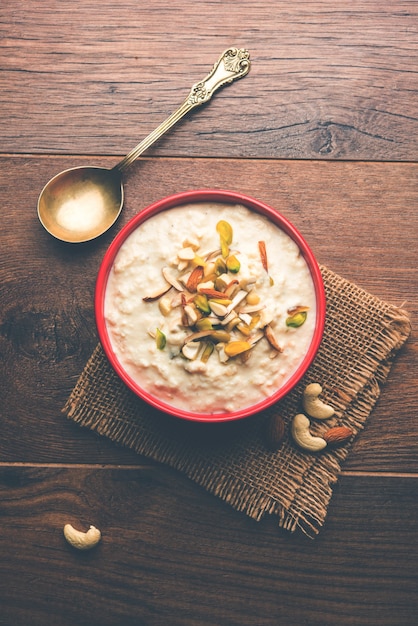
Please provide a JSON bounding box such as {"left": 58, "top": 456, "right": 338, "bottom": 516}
{"left": 0, "top": 156, "right": 416, "bottom": 470}
{"left": 0, "top": 466, "right": 416, "bottom": 626}
{"left": 1, "top": 1, "right": 417, "bottom": 160}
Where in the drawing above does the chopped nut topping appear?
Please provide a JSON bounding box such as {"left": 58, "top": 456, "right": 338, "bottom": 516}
{"left": 155, "top": 328, "right": 166, "bottom": 350}
{"left": 142, "top": 218, "right": 309, "bottom": 367}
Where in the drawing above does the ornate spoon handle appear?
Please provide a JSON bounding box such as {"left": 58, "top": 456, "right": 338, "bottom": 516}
{"left": 115, "top": 48, "right": 251, "bottom": 172}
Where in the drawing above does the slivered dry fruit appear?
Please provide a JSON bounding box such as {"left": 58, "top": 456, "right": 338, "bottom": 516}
{"left": 155, "top": 328, "right": 166, "bottom": 350}
{"left": 226, "top": 254, "right": 240, "bottom": 273}
{"left": 186, "top": 266, "right": 204, "bottom": 292}
{"left": 258, "top": 240, "right": 274, "bottom": 285}
{"left": 144, "top": 216, "right": 297, "bottom": 368}
{"left": 224, "top": 340, "right": 252, "bottom": 357}
{"left": 216, "top": 220, "right": 233, "bottom": 245}
{"left": 199, "top": 287, "right": 229, "bottom": 299}
{"left": 200, "top": 342, "right": 214, "bottom": 363}
{"left": 286, "top": 310, "right": 308, "bottom": 328}
{"left": 194, "top": 293, "right": 211, "bottom": 313}
{"left": 216, "top": 220, "right": 233, "bottom": 258}
{"left": 258, "top": 240, "right": 268, "bottom": 273}
{"left": 214, "top": 257, "right": 227, "bottom": 275}
{"left": 264, "top": 324, "right": 283, "bottom": 352}
{"left": 195, "top": 318, "right": 213, "bottom": 332}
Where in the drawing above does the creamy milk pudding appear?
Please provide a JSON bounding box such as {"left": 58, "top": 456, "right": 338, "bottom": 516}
{"left": 104, "top": 202, "right": 317, "bottom": 414}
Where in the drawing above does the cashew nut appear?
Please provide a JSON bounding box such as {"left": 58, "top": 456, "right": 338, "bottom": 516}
{"left": 302, "top": 383, "right": 335, "bottom": 420}
{"left": 63, "top": 524, "right": 101, "bottom": 550}
{"left": 291, "top": 413, "right": 327, "bottom": 452}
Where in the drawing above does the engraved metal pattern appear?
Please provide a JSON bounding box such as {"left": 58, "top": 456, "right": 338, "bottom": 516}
{"left": 117, "top": 48, "right": 251, "bottom": 172}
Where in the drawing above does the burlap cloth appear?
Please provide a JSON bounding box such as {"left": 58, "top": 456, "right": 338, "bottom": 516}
{"left": 63, "top": 266, "right": 411, "bottom": 537}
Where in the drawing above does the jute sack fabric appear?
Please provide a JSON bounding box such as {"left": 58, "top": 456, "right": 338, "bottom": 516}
{"left": 63, "top": 266, "right": 411, "bottom": 537}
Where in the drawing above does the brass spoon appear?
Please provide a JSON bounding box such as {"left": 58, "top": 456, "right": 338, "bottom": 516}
{"left": 37, "top": 48, "right": 251, "bottom": 243}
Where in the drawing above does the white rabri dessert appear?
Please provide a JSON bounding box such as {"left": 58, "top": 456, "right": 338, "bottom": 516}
{"left": 104, "top": 202, "right": 316, "bottom": 414}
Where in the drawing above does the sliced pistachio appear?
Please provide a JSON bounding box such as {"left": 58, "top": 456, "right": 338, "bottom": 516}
{"left": 155, "top": 328, "right": 166, "bottom": 350}
{"left": 220, "top": 238, "right": 229, "bottom": 259}
{"left": 224, "top": 341, "right": 252, "bottom": 357}
{"left": 210, "top": 330, "right": 231, "bottom": 343}
{"left": 226, "top": 255, "right": 240, "bottom": 273}
{"left": 210, "top": 298, "right": 232, "bottom": 306}
{"left": 248, "top": 313, "right": 261, "bottom": 330}
{"left": 194, "top": 293, "right": 211, "bottom": 313}
{"left": 200, "top": 342, "right": 214, "bottom": 363}
{"left": 195, "top": 317, "right": 213, "bottom": 331}
{"left": 286, "top": 311, "right": 308, "bottom": 327}
{"left": 214, "top": 257, "right": 227, "bottom": 275}
{"left": 216, "top": 220, "right": 233, "bottom": 245}
{"left": 184, "top": 329, "right": 230, "bottom": 343}
{"left": 236, "top": 321, "right": 251, "bottom": 337}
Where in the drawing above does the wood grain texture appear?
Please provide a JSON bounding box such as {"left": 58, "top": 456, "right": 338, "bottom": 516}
{"left": 1, "top": 5, "right": 417, "bottom": 621}
{"left": 0, "top": 155, "right": 416, "bottom": 471}
{"left": 0, "top": 466, "right": 417, "bottom": 626}
{"left": 1, "top": 0, "right": 417, "bottom": 160}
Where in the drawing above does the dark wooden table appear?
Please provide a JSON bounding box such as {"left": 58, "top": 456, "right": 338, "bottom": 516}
{"left": 1, "top": 2, "right": 417, "bottom": 625}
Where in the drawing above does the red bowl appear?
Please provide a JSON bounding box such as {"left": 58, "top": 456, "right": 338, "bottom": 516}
{"left": 95, "top": 190, "right": 326, "bottom": 423}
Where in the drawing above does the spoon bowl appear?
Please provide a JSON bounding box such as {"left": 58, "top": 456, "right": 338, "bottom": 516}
{"left": 38, "top": 166, "right": 123, "bottom": 243}
{"left": 37, "top": 48, "right": 250, "bottom": 243}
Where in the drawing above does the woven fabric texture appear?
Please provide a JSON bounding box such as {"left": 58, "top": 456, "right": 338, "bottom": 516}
{"left": 63, "top": 266, "right": 410, "bottom": 536}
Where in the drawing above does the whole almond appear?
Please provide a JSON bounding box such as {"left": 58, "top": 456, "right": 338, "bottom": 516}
{"left": 186, "top": 266, "right": 204, "bottom": 292}
{"left": 323, "top": 426, "right": 353, "bottom": 446}
{"left": 266, "top": 414, "right": 286, "bottom": 451}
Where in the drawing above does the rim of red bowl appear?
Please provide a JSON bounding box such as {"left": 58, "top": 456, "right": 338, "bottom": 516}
{"left": 95, "top": 189, "right": 326, "bottom": 423}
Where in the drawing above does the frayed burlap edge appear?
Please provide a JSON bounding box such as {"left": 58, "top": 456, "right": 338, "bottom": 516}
{"left": 63, "top": 266, "right": 411, "bottom": 537}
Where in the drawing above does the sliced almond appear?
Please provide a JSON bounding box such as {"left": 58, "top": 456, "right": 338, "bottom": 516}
{"left": 162, "top": 267, "right": 184, "bottom": 291}
{"left": 142, "top": 281, "right": 171, "bottom": 301}
{"left": 182, "top": 342, "right": 201, "bottom": 360}
{"left": 184, "top": 304, "right": 198, "bottom": 325}
{"left": 264, "top": 324, "right": 283, "bottom": 352}
{"left": 209, "top": 301, "right": 229, "bottom": 317}
{"left": 225, "top": 289, "right": 248, "bottom": 314}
